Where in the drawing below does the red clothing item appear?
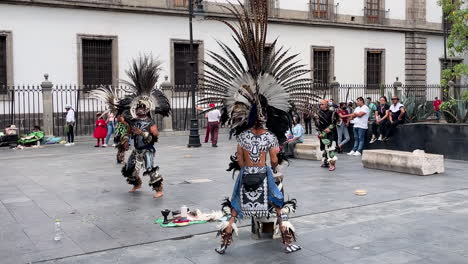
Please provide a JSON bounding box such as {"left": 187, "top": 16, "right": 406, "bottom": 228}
{"left": 433, "top": 99, "right": 442, "bottom": 111}
{"left": 93, "top": 119, "right": 108, "bottom": 138}
{"left": 338, "top": 109, "right": 349, "bottom": 123}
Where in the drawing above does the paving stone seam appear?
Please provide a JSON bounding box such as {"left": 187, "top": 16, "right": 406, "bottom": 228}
{"left": 30, "top": 187, "right": 468, "bottom": 264}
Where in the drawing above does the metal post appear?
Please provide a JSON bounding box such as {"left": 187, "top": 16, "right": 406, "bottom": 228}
{"left": 41, "top": 74, "right": 54, "bottom": 136}
{"left": 187, "top": 0, "right": 201, "bottom": 147}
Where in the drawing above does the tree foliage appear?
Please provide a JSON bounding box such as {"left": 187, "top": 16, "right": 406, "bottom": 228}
{"left": 438, "top": 0, "right": 468, "bottom": 86}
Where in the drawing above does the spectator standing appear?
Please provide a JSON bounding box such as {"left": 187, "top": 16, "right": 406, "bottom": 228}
{"left": 104, "top": 112, "right": 116, "bottom": 147}
{"left": 384, "top": 96, "right": 406, "bottom": 140}
{"left": 336, "top": 102, "right": 351, "bottom": 153}
{"left": 283, "top": 115, "right": 304, "bottom": 158}
{"left": 433, "top": 97, "right": 442, "bottom": 120}
{"left": 303, "top": 104, "right": 312, "bottom": 134}
{"left": 329, "top": 99, "right": 339, "bottom": 110}
{"left": 366, "top": 97, "right": 377, "bottom": 121}
{"left": 347, "top": 97, "right": 370, "bottom": 156}
{"left": 206, "top": 103, "right": 221, "bottom": 147}
{"left": 346, "top": 101, "right": 354, "bottom": 114}
{"left": 370, "top": 96, "right": 390, "bottom": 143}
{"left": 93, "top": 113, "right": 108, "bottom": 147}
{"left": 65, "top": 105, "right": 75, "bottom": 146}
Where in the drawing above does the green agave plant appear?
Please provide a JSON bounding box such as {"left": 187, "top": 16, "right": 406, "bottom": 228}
{"left": 441, "top": 98, "right": 468, "bottom": 123}
{"left": 386, "top": 92, "right": 434, "bottom": 123}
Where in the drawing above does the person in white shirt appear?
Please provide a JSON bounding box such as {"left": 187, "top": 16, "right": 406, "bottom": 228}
{"left": 347, "top": 97, "right": 370, "bottom": 156}
{"left": 384, "top": 96, "right": 406, "bottom": 140}
{"left": 205, "top": 103, "right": 221, "bottom": 147}
{"left": 65, "top": 105, "right": 75, "bottom": 146}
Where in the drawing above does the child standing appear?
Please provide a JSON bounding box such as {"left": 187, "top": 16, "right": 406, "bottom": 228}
{"left": 93, "top": 113, "right": 108, "bottom": 147}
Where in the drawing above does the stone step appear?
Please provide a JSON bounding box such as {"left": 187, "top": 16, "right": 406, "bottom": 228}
{"left": 294, "top": 141, "right": 321, "bottom": 160}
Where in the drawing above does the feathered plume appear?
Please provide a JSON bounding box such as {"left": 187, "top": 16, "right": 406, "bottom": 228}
{"left": 89, "top": 86, "right": 120, "bottom": 117}
{"left": 121, "top": 55, "right": 162, "bottom": 97}
{"left": 117, "top": 54, "right": 171, "bottom": 119}
{"left": 198, "top": 0, "right": 319, "bottom": 143}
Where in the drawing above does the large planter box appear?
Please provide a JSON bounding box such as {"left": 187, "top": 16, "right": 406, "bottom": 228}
{"left": 366, "top": 123, "right": 468, "bottom": 161}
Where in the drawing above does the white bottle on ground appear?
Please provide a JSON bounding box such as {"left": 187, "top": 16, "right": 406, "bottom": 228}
{"left": 54, "top": 219, "right": 62, "bottom": 241}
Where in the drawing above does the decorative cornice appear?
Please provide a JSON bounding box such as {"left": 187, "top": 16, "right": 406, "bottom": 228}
{"left": 0, "top": 0, "right": 444, "bottom": 35}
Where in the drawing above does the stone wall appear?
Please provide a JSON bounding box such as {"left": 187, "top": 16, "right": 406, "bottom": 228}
{"left": 405, "top": 33, "right": 428, "bottom": 85}
{"left": 366, "top": 123, "right": 468, "bottom": 161}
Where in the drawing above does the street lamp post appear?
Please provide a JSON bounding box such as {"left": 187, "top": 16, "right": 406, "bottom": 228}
{"left": 187, "top": 0, "right": 201, "bottom": 147}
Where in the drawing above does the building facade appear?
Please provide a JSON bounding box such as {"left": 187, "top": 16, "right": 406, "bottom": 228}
{"left": 0, "top": 0, "right": 453, "bottom": 89}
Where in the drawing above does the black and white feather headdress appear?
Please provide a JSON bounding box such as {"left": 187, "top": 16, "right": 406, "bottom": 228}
{"left": 198, "top": 0, "right": 318, "bottom": 143}
{"left": 89, "top": 86, "right": 121, "bottom": 118}
{"left": 116, "top": 55, "right": 171, "bottom": 120}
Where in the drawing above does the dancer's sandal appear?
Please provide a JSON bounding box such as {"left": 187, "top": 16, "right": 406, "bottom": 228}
{"left": 215, "top": 229, "right": 233, "bottom": 254}
{"left": 278, "top": 216, "right": 301, "bottom": 254}
{"left": 215, "top": 217, "right": 237, "bottom": 255}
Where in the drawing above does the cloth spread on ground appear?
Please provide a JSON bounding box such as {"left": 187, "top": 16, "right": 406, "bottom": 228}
{"left": 154, "top": 218, "right": 207, "bottom": 227}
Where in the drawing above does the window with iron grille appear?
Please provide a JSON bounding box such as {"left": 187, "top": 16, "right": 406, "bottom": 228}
{"left": 245, "top": 0, "right": 277, "bottom": 15}
{"left": 173, "top": 0, "right": 188, "bottom": 8}
{"left": 366, "top": 50, "right": 383, "bottom": 88}
{"left": 174, "top": 43, "right": 199, "bottom": 91}
{"left": 311, "top": 0, "right": 330, "bottom": 19}
{"left": 365, "top": 0, "right": 382, "bottom": 24}
{"left": 440, "top": 58, "right": 463, "bottom": 84}
{"left": 82, "top": 39, "right": 113, "bottom": 89}
{"left": 313, "top": 49, "right": 330, "bottom": 84}
{"left": 0, "top": 36, "right": 7, "bottom": 93}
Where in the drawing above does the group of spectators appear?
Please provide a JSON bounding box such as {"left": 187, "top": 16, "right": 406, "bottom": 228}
{"left": 341, "top": 95, "right": 406, "bottom": 155}
{"left": 287, "top": 95, "right": 407, "bottom": 159}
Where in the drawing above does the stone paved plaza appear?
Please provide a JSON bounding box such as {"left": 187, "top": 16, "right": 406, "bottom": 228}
{"left": 1, "top": 134, "right": 468, "bottom": 264}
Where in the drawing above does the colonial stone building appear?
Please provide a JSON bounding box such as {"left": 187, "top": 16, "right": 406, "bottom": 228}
{"left": 0, "top": 0, "right": 457, "bottom": 89}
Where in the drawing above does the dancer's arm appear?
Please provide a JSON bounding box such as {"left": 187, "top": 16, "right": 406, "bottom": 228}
{"left": 237, "top": 145, "right": 244, "bottom": 168}
{"left": 269, "top": 146, "right": 279, "bottom": 171}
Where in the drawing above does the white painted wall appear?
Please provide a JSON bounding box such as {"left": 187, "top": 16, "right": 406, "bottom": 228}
{"left": 0, "top": 3, "right": 412, "bottom": 86}
{"left": 426, "top": 0, "right": 442, "bottom": 23}
{"left": 426, "top": 34, "right": 444, "bottom": 84}
{"left": 386, "top": 0, "right": 406, "bottom": 20}
{"left": 335, "top": 0, "right": 363, "bottom": 17}
{"left": 278, "top": 0, "right": 309, "bottom": 12}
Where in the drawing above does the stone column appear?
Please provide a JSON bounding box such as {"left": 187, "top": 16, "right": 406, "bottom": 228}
{"left": 393, "top": 77, "right": 402, "bottom": 98}
{"left": 448, "top": 80, "right": 456, "bottom": 99}
{"left": 160, "top": 76, "right": 173, "bottom": 132}
{"left": 330, "top": 76, "right": 339, "bottom": 102}
{"left": 41, "top": 74, "right": 54, "bottom": 136}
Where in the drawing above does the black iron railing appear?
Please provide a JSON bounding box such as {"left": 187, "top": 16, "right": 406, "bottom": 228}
{"left": 364, "top": 7, "right": 387, "bottom": 24}
{"left": 309, "top": 2, "right": 335, "bottom": 20}
{"left": 1, "top": 83, "right": 467, "bottom": 136}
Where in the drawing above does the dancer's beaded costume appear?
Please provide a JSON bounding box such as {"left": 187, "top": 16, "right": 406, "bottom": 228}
{"left": 116, "top": 55, "right": 171, "bottom": 196}
{"left": 114, "top": 119, "right": 129, "bottom": 164}
{"left": 313, "top": 102, "right": 338, "bottom": 168}
{"left": 198, "top": 0, "right": 319, "bottom": 254}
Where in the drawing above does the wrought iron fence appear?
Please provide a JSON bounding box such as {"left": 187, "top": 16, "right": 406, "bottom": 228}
{"left": 311, "top": 83, "right": 449, "bottom": 104}
{"left": 51, "top": 85, "right": 164, "bottom": 137}
{"left": 1, "top": 83, "right": 467, "bottom": 137}
{"left": 0, "top": 85, "right": 43, "bottom": 135}
{"left": 172, "top": 84, "right": 208, "bottom": 131}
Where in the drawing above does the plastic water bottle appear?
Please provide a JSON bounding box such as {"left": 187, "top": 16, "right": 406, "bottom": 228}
{"left": 181, "top": 205, "right": 188, "bottom": 218}
{"left": 54, "top": 219, "right": 62, "bottom": 241}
